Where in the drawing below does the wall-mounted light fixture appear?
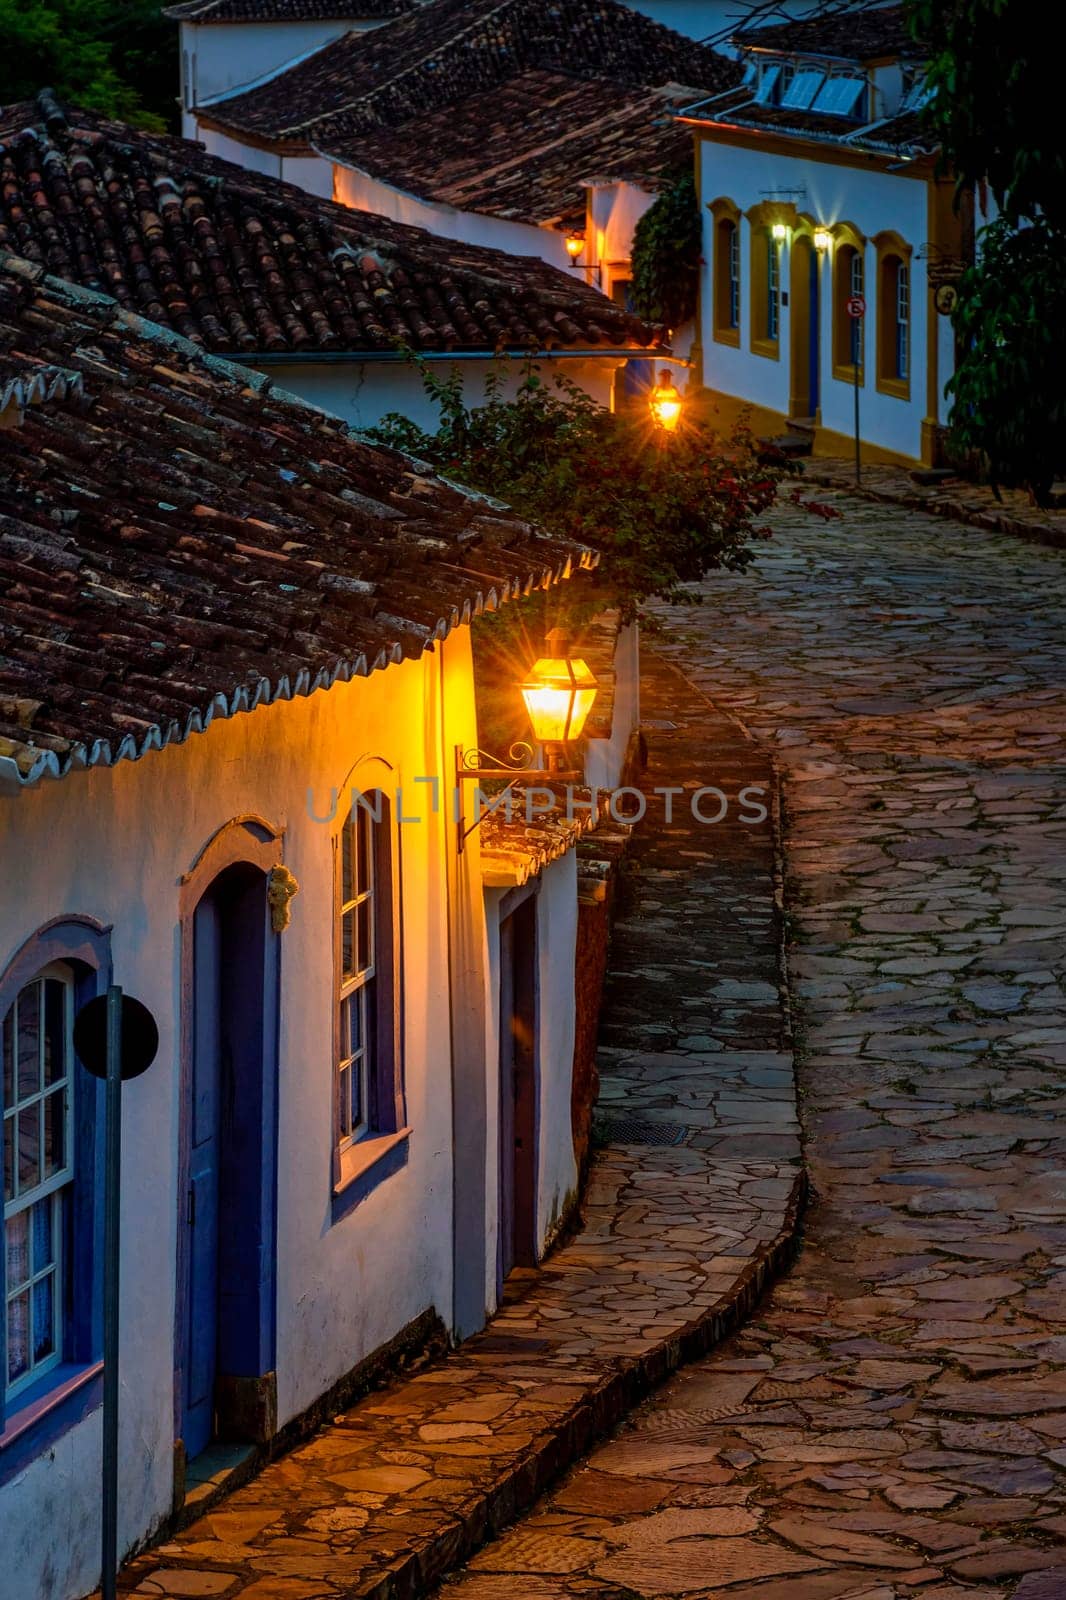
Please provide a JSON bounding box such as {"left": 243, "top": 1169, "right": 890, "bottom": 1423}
{"left": 771, "top": 222, "right": 788, "bottom": 243}
{"left": 455, "top": 629, "right": 600, "bottom": 850}
{"left": 649, "top": 369, "right": 684, "bottom": 433}
{"left": 565, "top": 231, "right": 585, "bottom": 261}
{"left": 813, "top": 227, "right": 833, "bottom": 252}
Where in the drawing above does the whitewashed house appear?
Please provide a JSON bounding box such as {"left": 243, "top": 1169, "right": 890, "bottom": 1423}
{"left": 681, "top": 1, "right": 967, "bottom": 467}
{"left": 0, "top": 240, "right": 642, "bottom": 1599}
{"left": 168, "top": 0, "right": 417, "bottom": 143}
{"left": 186, "top": 0, "right": 740, "bottom": 317}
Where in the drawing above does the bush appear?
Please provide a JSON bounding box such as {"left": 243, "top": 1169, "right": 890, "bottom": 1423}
{"left": 629, "top": 172, "right": 702, "bottom": 333}
{"left": 370, "top": 362, "right": 779, "bottom": 621}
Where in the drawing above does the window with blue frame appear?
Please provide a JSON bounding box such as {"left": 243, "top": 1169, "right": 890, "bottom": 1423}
{"left": 729, "top": 225, "right": 740, "bottom": 328}
{"left": 3, "top": 969, "right": 74, "bottom": 1401}
{"left": 850, "top": 252, "right": 865, "bottom": 365}
{"left": 896, "top": 262, "right": 910, "bottom": 379}
{"left": 877, "top": 248, "right": 911, "bottom": 394}
{"left": 767, "top": 233, "right": 780, "bottom": 342}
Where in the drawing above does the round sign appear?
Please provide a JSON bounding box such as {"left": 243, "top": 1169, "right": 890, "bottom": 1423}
{"left": 934, "top": 283, "right": 958, "bottom": 316}
{"left": 74, "top": 994, "right": 159, "bottom": 1081}
{"left": 846, "top": 294, "right": 866, "bottom": 319}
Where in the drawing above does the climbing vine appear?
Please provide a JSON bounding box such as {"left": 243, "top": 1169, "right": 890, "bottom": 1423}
{"left": 629, "top": 171, "right": 702, "bottom": 333}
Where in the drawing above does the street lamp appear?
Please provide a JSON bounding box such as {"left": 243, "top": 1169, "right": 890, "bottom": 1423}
{"left": 565, "top": 231, "right": 585, "bottom": 261}
{"left": 771, "top": 221, "right": 788, "bottom": 243}
{"left": 649, "top": 369, "right": 683, "bottom": 433}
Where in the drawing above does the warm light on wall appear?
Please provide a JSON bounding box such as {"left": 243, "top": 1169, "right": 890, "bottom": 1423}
{"left": 649, "top": 369, "right": 683, "bottom": 433}
{"left": 520, "top": 630, "right": 599, "bottom": 745}
{"left": 565, "top": 231, "right": 585, "bottom": 260}
{"left": 771, "top": 222, "right": 788, "bottom": 242}
{"left": 813, "top": 227, "right": 833, "bottom": 252}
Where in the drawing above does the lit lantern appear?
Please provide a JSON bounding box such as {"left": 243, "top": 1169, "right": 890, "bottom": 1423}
{"left": 771, "top": 221, "right": 788, "bottom": 242}
{"left": 813, "top": 227, "right": 832, "bottom": 252}
{"left": 565, "top": 231, "right": 585, "bottom": 261}
{"left": 520, "top": 629, "right": 599, "bottom": 750}
{"left": 649, "top": 369, "right": 683, "bottom": 433}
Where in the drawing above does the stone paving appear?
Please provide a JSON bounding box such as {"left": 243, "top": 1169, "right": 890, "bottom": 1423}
{"left": 437, "top": 489, "right": 1066, "bottom": 1600}
{"left": 112, "top": 658, "right": 802, "bottom": 1599}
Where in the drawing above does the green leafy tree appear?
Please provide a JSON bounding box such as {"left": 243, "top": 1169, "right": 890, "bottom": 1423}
{"left": 909, "top": 0, "right": 1065, "bottom": 499}
{"left": 371, "top": 362, "right": 778, "bottom": 621}
{"left": 0, "top": 0, "right": 175, "bottom": 132}
{"left": 629, "top": 172, "right": 702, "bottom": 333}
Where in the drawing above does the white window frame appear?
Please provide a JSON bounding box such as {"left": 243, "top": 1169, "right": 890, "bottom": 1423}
{"left": 336, "top": 799, "right": 377, "bottom": 1151}
{"left": 3, "top": 965, "right": 74, "bottom": 1401}
{"left": 896, "top": 262, "right": 910, "bottom": 379}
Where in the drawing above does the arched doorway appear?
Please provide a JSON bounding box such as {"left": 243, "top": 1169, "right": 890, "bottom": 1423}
{"left": 177, "top": 828, "right": 281, "bottom": 1469}
{"left": 790, "top": 234, "right": 821, "bottom": 421}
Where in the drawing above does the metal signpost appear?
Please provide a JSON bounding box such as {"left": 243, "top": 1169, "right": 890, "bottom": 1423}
{"left": 846, "top": 293, "right": 866, "bottom": 485}
{"left": 73, "top": 987, "right": 159, "bottom": 1600}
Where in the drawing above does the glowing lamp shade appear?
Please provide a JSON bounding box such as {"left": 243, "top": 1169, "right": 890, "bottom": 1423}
{"left": 813, "top": 227, "right": 832, "bottom": 251}
{"left": 520, "top": 652, "right": 599, "bottom": 744}
{"left": 649, "top": 369, "right": 683, "bottom": 432}
{"left": 771, "top": 221, "right": 788, "bottom": 242}
{"left": 564, "top": 231, "right": 585, "bottom": 260}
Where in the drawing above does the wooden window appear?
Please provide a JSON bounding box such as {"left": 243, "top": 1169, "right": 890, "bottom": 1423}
{"left": 749, "top": 222, "right": 780, "bottom": 359}
{"left": 832, "top": 231, "right": 866, "bottom": 381}
{"left": 334, "top": 791, "right": 404, "bottom": 1188}
{"left": 875, "top": 233, "right": 913, "bottom": 399}
{"left": 2, "top": 969, "right": 74, "bottom": 1401}
{"left": 710, "top": 200, "right": 741, "bottom": 347}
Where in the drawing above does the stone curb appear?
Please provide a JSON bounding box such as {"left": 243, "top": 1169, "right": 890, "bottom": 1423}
{"left": 799, "top": 461, "right": 1066, "bottom": 553}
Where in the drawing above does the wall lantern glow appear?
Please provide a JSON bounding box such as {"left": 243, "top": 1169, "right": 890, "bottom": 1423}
{"left": 520, "top": 629, "right": 599, "bottom": 748}
{"left": 649, "top": 369, "right": 683, "bottom": 432}
{"left": 565, "top": 231, "right": 585, "bottom": 260}
{"left": 771, "top": 221, "right": 788, "bottom": 242}
{"left": 813, "top": 227, "right": 832, "bottom": 252}
{"left": 454, "top": 629, "right": 600, "bottom": 848}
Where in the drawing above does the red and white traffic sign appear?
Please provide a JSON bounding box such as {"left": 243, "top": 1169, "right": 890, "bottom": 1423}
{"left": 846, "top": 293, "right": 866, "bottom": 319}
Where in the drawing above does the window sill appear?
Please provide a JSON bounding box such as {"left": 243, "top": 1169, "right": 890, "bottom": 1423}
{"left": 713, "top": 326, "right": 740, "bottom": 348}
{"left": 876, "top": 375, "right": 911, "bottom": 401}
{"left": 332, "top": 1126, "right": 411, "bottom": 1223}
{"left": 0, "top": 1361, "right": 103, "bottom": 1485}
{"left": 750, "top": 336, "right": 780, "bottom": 361}
{"left": 832, "top": 362, "right": 865, "bottom": 385}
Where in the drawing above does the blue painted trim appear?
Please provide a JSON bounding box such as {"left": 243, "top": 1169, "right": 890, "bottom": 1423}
{"left": 331, "top": 1130, "right": 410, "bottom": 1225}
{"left": 0, "top": 919, "right": 110, "bottom": 1435}
{"left": 0, "top": 1362, "right": 103, "bottom": 1485}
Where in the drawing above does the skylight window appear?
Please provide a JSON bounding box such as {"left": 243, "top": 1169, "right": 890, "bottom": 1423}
{"left": 754, "top": 63, "right": 781, "bottom": 104}
{"left": 780, "top": 69, "right": 825, "bottom": 110}
{"left": 812, "top": 75, "right": 867, "bottom": 117}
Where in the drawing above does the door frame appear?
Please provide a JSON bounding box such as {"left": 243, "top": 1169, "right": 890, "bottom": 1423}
{"left": 789, "top": 229, "right": 821, "bottom": 421}
{"left": 175, "top": 816, "right": 283, "bottom": 1468}
{"left": 496, "top": 886, "right": 539, "bottom": 1292}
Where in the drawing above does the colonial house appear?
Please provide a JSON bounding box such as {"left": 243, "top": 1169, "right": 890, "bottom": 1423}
{"left": 169, "top": 0, "right": 418, "bottom": 140}
{"left": 0, "top": 248, "right": 643, "bottom": 1599}
{"left": 680, "top": 1, "right": 967, "bottom": 467}
{"left": 0, "top": 95, "right": 664, "bottom": 433}
{"left": 183, "top": 0, "right": 740, "bottom": 299}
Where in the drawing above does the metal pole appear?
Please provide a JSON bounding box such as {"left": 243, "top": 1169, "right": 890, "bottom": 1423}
{"left": 101, "top": 986, "right": 123, "bottom": 1600}
{"left": 854, "top": 321, "right": 862, "bottom": 486}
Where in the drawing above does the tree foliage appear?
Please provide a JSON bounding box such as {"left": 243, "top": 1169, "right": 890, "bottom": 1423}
{"left": 0, "top": 0, "right": 175, "bottom": 131}
{"left": 370, "top": 363, "right": 778, "bottom": 621}
{"left": 629, "top": 172, "right": 702, "bottom": 333}
{"left": 908, "top": 0, "right": 1066, "bottom": 499}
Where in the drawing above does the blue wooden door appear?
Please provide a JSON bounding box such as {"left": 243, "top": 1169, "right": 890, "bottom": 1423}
{"left": 809, "top": 252, "right": 820, "bottom": 417}
{"left": 186, "top": 894, "right": 222, "bottom": 1459}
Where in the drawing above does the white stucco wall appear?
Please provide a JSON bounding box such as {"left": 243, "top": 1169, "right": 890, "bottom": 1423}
{"left": 193, "top": 122, "right": 334, "bottom": 199}
{"left": 0, "top": 633, "right": 487, "bottom": 1599}
{"left": 331, "top": 164, "right": 576, "bottom": 271}
{"left": 586, "top": 621, "right": 641, "bottom": 794}
{"left": 698, "top": 136, "right": 939, "bottom": 461}
{"left": 180, "top": 18, "right": 379, "bottom": 127}
{"left": 533, "top": 853, "right": 580, "bottom": 1246}
{"left": 252, "top": 357, "right": 621, "bottom": 435}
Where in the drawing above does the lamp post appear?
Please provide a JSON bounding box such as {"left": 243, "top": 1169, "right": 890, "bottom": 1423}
{"left": 649, "top": 369, "right": 683, "bottom": 434}
{"left": 455, "top": 630, "right": 599, "bottom": 849}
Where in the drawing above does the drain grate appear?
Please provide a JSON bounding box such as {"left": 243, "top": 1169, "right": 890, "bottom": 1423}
{"left": 595, "top": 1117, "right": 691, "bottom": 1146}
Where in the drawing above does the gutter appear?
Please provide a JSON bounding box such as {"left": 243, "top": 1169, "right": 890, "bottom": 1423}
{"left": 238, "top": 347, "right": 668, "bottom": 365}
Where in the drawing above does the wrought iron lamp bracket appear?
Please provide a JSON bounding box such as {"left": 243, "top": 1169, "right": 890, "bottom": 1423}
{"left": 454, "top": 742, "right": 581, "bottom": 852}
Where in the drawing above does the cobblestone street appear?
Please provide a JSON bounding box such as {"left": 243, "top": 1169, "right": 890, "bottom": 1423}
{"left": 440, "top": 490, "right": 1066, "bottom": 1600}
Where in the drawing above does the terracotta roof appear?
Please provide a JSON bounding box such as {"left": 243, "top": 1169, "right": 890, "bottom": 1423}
{"left": 0, "top": 254, "right": 597, "bottom": 785}
{"left": 204, "top": 0, "right": 738, "bottom": 145}
{"left": 336, "top": 71, "right": 696, "bottom": 227}
{"left": 735, "top": 2, "right": 921, "bottom": 62}
{"left": 848, "top": 108, "right": 936, "bottom": 156}
{"left": 165, "top": 0, "right": 412, "bottom": 19}
{"left": 0, "top": 94, "right": 660, "bottom": 354}
{"left": 479, "top": 783, "right": 605, "bottom": 887}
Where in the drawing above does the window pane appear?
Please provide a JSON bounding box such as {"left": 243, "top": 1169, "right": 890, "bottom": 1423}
{"left": 2, "top": 1007, "right": 12, "bottom": 1109}
{"left": 342, "top": 910, "right": 356, "bottom": 981}
{"left": 340, "top": 991, "right": 361, "bottom": 1059}
{"left": 44, "top": 1088, "right": 65, "bottom": 1179}
{"left": 6, "top": 1291, "right": 29, "bottom": 1384}
{"left": 17, "top": 982, "right": 41, "bottom": 1100}
{"left": 338, "top": 1065, "right": 351, "bottom": 1137}
{"left": 32, "top": 1195, "right": 55, "bottom": 1270}
{"left": 19, "top": 1103, "right": 41, "bottom": 1191}
{"left": 342, "top": 815, "right": 354, "bottom": 906}
{"left": 358, "top": 899, "right": 373, "bottom": 974}
{"left": 356, "top": 807, "right": 371, "bottom": 894}
{"left": 44, "top": 980, "right": 66, "bottom": 1087}
{"left": 349, "top": 1052, "right": 364, "bottom": 1131}
{"left": 3, "top": 1114, "right": 13, "bottom": 1203}
{"left": 6, "top": 1205, "right": 29, "bottom": 1291}
{"left": 33, "top": 1275, "right": 55, "bottom": 1364}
